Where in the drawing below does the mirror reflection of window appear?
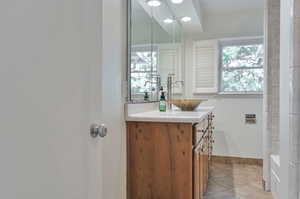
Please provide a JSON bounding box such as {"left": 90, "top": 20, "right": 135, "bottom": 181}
{"left": 129, "top": 0, "right": 183, "bottom": 102}
{"left": 131, "top": 45, "right": 158, "bottom": 97}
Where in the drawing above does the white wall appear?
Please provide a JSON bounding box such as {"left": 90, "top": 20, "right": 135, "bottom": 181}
{"left": 201, "top": 98, "right": 263, "bottom": 158}
{"left": 182, "top": 38, "right": 263, "bottom": 159}
{"left": 180, "top": 7, "right": 264, "bottom": 159}
{"left": 188, "top": 8, "right": 264, "bottom": 40}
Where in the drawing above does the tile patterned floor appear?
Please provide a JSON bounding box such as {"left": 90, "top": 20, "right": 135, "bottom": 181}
{"left": 204, "top": 162, "right": 273, "bottom": 199}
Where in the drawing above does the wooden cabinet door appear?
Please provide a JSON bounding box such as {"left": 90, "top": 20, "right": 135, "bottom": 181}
{"left": 127, "top": 122, "right": 193, "bottom": 199}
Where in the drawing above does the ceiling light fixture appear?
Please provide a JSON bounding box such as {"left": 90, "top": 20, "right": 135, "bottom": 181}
{"left": 171, "top": 0, "right": 184, "bottom": 4}
{"left": 147, "top": 0, "right": 161, "bottom": 7}
{"left": 181, "top": 16, "right": 192, "bottom": 22}
{"left": 163, "top": 18, "right": 174, "bottom": 24}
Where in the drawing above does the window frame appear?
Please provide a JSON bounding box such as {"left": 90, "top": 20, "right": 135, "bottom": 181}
{"left": 218, "top": 37, "right": 264, "bottom": 95}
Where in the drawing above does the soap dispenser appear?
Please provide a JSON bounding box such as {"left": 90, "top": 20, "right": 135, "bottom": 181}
{"left": 159, "top": 87, "right": 166, "bottom": 112}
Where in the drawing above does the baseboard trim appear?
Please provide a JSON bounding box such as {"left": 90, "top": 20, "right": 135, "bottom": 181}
{"left": 211, "top": 155, "right": 263, "bottom": 166}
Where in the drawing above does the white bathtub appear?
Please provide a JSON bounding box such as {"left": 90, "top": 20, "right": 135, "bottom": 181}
{"left": 270, "top": 154, "right": 280, "bottom": 199}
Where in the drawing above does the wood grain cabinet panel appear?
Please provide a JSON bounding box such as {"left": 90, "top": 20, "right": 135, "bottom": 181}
{"left": 127, "top": 122, "right": 193, "bottom": 199}
{"left": 127, "top": 115, "right": 214, "bottom": 199}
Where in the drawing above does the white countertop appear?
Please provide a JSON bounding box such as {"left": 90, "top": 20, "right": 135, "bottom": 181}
{"left": 126, "top": 107, "right": 214, "bottom": 123}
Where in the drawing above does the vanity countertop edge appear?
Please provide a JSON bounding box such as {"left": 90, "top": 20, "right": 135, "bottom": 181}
{"left": 125, "top": 106, "right": 214, "bottom": 123}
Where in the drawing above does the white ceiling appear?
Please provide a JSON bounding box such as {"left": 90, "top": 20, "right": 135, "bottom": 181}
{"left": 199, "top": 0, "right": 263, "bottom": 12}
{"left": 133, "top": 0, "right": 204, "bottom": 34}
{"left": 132, "top": 0, "right": 264, "bottom": 37}
{"left": 166, "top": 0, "right": 203, "bottom": 33}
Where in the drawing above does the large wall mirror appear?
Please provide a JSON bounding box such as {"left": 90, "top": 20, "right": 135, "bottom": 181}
{"left": 128, "top": 0, "right": 185, "bottom": 102}
{"left": 128, "top": 0, "right": 264, "bottom": 102}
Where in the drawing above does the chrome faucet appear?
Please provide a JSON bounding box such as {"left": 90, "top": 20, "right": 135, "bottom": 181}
{"left": 144, "top": 81, "right": 152, "bottom": 87}
{"left": 167, "top": 73, "right": 184, "bottom": 110}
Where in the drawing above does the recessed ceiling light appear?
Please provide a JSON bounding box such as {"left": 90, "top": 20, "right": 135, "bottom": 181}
{"left": 147, "top": 0, "right": 161, "bottom": 7}
{"left": 171, "top": 0, "right": 184, "bottom": 4}
{"left": 163, "top": 18, "right": 174, "bottom": 24}
{"left": 181, "top": 16, "right": 192, "bottom": 22}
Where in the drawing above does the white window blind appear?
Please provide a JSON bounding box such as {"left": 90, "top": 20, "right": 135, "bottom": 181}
{"left": 192, "top": 40, "right": 218, "bottom": 93}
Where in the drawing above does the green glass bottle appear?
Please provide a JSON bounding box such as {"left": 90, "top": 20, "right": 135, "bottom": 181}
{"left": 159, "top": 91, "right": 167, "bottom": 112}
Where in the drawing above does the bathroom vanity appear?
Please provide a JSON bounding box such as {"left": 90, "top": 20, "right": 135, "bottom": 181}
{"left": 126, "top": 108, "right": 214, "bottom": 199}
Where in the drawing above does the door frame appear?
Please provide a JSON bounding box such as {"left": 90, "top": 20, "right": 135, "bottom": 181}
{"left": 82, "top": 0, "right": 104, "bottom": 198}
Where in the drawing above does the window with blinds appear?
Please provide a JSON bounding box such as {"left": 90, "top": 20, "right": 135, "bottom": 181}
{"left": 192, "top": 40, "right": 218, "bottom": 94}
